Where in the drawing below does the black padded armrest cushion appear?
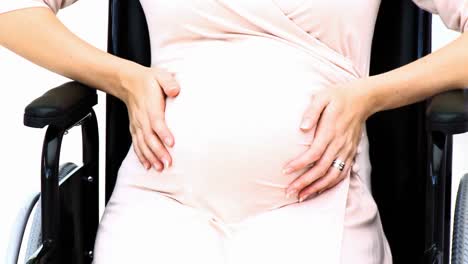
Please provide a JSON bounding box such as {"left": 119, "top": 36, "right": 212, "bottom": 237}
{"left": 24, "top": 81, "right": 98, "bottom": 129}
{"left": 426, "top": 89, "right": 468, "bottom": 134}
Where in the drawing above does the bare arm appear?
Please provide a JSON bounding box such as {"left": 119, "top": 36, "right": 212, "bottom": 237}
{"left": 0, "top": 7, "right": 131, "bottom": 100}
{"left": 0, "top": 7, "right": 180, "bottom": 171}
{"left": 365, "top": 32, "right": 468, "bottom": 116}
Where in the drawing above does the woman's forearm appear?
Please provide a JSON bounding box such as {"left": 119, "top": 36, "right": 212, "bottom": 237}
{"left": 363, "top": 32, "right": 468, "bottom": 117}
{"left": 0, "top": 7, "right": 135, "bottom": 101}
{"left": 0, "top": 7, "right": 185, "bottom": 170}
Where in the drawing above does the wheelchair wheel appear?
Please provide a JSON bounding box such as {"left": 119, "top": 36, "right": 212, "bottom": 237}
{"left": 451, "top": 174, "right": 468, "bottom": 264}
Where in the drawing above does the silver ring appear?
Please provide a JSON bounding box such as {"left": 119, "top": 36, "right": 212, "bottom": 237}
{"left": 331, "top": 159, "right": 345, "bottom": 171}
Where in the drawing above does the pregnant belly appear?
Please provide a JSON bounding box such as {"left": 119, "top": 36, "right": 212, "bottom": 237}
{"left": 138, "top": 38, "right": 353, "bottom": 224}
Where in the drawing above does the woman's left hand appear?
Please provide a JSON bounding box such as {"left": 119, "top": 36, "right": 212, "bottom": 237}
{"left": 283, "top": 79, "right": 375, "bottom": 202}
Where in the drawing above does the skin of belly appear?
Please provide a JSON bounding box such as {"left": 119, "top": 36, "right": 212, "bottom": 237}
{"left": 135, "top": 38, "right": 345, "bottom": 224}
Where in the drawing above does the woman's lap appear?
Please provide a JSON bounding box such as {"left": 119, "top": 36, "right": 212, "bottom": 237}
{"left": 92, "top": 186, "right": 225, "bottom": 264}
{"left": 93, "top": 173, "right": 391, "bottom": 264}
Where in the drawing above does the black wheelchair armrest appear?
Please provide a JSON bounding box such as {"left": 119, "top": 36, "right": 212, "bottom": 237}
{"left": 24, "top": 81, "right": 98, "bottom": 129}
{"left": 22, "top": 81, "right": 100, "bottom": 262}
{"left": 426, "top": 89, "right": 468, "bottom": 134}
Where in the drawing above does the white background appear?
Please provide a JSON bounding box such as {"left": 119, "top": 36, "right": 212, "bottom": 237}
{"left": 0, "top": 1, "right": 467, "bottom": 261}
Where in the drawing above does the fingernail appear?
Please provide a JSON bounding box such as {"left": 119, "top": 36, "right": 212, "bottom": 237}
{"left": 164, "top": 136, "right": 173, "bottom": 147}
{"left": 153, "top": 163, "right": 162, "bottom": 171}
{"left": 161, "top": 158, "right": 170, "bottom": 169}
{"left": 285, "top": 188, "right": 297, "bottom": 199}
{"left": 145, "top": 163, "right": 150, "bottom": 170}
{"left": 300, "top": 118, "right": 312, "bottom": 129}
{"left": 299, "top": 195, "right": 307, "bottom": 202}
{"left": 282, "top": 167, "right": 293, "bottom": 175}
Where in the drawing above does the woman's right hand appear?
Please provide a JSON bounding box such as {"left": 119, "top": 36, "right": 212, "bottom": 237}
{"left": 0, "top": 6, "right": 180, "bottom": 172}
{"left": 119, "top": 64, "right": 180, "bottom": 172}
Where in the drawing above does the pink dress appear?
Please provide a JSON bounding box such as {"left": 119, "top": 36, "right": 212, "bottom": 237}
{"left": 2, "top": 1, "right": 467, "bottom": 263}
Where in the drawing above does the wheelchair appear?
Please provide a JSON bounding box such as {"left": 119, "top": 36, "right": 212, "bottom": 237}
{"left": 5, "top": 0, "right": 468, "bottom": 263}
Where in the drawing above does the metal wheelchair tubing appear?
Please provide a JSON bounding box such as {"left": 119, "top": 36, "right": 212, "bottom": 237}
{"left": 425, "top": 131, "right": 453, "bottom": 264}
{"left": 38, "top": 109, "right": 99, "bottom": 264}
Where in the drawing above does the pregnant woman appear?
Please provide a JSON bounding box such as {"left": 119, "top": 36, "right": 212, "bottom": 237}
{"left": 1, "top": 1, "right": 467, "bottom": 263}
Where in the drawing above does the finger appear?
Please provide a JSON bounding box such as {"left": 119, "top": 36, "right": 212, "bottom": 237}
{"left": 142, "top": 125, "right": 172, "bottom": 169}
{"left": 300, "top": 93, "right": 329, "bottom": 131}
{"left": 287, "top": 106, "right": 336, "bottom": 170}
{"left": 321, "top": 135, "right": 362, "bottom": 192}
{"left": 136, "top": 128, "right": 163, "bottom": 171}
{"left": 154, "top": 67, "right": 180, "bottom": 97}
{"left": 324, "top": 160, "right": 353, "bottom": 193}
{"left": 282, "top": 147, "right": 318, "bottom": 176}
{"left": 131, "top": 132, "right": 150, "bottom": 170}
{"left": 285, "top": 140, "right": 341, "bottom": 198}
{"left": 150, "top": 112, "right": 175, "bottom": 148}
{"left": 130, "top": 125, "right": 150, "bottom": 169}
{"left": 298, "top": 155, "right": 351, "bottom": 202}
{"left": 283, "top": 110, "right": 335, "bottom": 174}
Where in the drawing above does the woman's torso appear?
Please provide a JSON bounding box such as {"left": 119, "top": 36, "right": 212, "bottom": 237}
{"left": 118, "top": 0, "right": 380, "bottom": 224}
